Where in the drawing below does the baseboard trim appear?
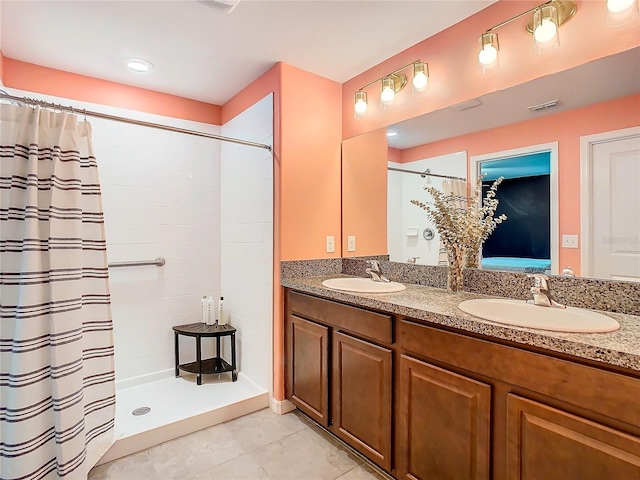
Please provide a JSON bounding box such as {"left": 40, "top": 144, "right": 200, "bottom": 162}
{"left": 270, "top": 398, "right": 296, "bottom": 415}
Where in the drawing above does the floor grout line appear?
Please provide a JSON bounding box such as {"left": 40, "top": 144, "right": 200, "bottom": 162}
{"left": 90, "top": 408, "right": 391, "bottom": 480}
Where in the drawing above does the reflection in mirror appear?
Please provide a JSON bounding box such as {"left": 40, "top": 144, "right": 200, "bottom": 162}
{"left": 342, "top": 47, "right": 640, "bottom": 280}
{"left": 387, "top": 151, "right": 467, "bottom": 266}
{"left": 471, "top": 143, "right": 558, "bottom": 275}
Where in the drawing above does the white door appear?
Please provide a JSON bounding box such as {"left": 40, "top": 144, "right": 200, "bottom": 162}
{"left": 584, "top": 131, "right": 640, "bottom": 281}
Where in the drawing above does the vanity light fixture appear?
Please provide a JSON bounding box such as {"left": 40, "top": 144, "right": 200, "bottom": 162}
{"left": 353, "top": 91, "right": 368, "bottom": 118}
{"left": 412, "top": 61, "right": 429, "bottom": 93}
{"left": 478, "top": 32, "right": 499, "bottom": 67}
{"left": 606, "top": 0, "right": 638, "bottom": 25}
{"left": 608, "top": 0, "right": 636, "bottom": 11}
{"left": 380, "top": 76, "right": 398, "bottom": 108}
{"left": 478, "top": 1, "right": 576, "bottom": 68}
{"left": 353, "top": 60, "right": 427, "bottom": 118}
{"left": 124, "top": 57, "right": 153, "bottom": 73}
{"left": 531, "top": 4, "right": 560, "bottom": 47}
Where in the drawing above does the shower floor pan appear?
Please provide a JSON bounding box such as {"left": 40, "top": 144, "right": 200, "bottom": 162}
{"left": 97, "top": 373, "right": 268, "bottom": 465}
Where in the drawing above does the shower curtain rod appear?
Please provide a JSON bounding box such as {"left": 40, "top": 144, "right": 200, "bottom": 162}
{"left": 388, "top": 166, "right": 466, "bottom": 181}
{"left": 0, "top": 91, "right": 272, "bottom": 152}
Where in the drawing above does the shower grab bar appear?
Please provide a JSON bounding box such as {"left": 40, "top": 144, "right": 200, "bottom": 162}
{"left": 108, "top": 257, "right": 166, "bottom": 268}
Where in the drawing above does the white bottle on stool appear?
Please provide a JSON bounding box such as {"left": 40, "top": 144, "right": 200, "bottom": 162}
{"left": 218, "top": 296, "right": 226, "bottom": 326}
{"left": 206, "top": 296, "right": 215, "bottom": 325}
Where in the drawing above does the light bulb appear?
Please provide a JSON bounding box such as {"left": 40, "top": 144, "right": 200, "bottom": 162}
{"left": 380, "top": 82, "right": 395, "bottom": 105}
{"left": 478, "top": 44, "right": 498, "bottom": 66}
{"left": 533, "top": 5, "right": 559, "bottom": 48}
{"left": 354, "top": 99, "right": 367, "bottom": 115}
{"left": 534, "top": 17, "right": 558, "bottom": 43}
{"left": 412, "top": 71, "right": 428, "bottom": 91}
{"left": 353, "top": 91, "right": 368, "bottom": 117}
{"left": 607, "top": 0, "right": 635, "bottom": 13}
{"left": 478, "top": 32, "right": 499, "bottom": 67}
{"left": 412, "top": 62, "right": 428, "bottom": 92}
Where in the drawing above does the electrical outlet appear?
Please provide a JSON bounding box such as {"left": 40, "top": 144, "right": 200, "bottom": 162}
{"left": 347, "top": 236, "right": 356, "bottom": 252}
{"left": 325, "top": 235, "right": 335, "bottom": 253}
{"left": 562, "top": 234, "right": 579, "bottom": 249}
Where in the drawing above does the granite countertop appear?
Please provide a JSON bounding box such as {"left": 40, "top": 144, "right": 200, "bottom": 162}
{"left": 282, "top": 275, "right": 640, "bottom": 373}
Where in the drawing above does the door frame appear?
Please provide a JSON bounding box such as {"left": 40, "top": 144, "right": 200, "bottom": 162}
{"left": 470, "top": 142, "right": 559, "bottom": 275}
{"left": 580, "top": 126, "right": 640, "bottom": 278}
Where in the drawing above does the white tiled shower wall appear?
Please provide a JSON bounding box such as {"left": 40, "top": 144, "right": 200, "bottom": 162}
{"left": 388, "top": 152, "right": 467, "bottom": 265}
{"left": 220, "top": 94, "right": 274, "bottom": 394}
{"left": 95, "top": 113, "right": 222, "bottom": 383}
{"left": 4, "top": 88, "right": 222, "bottom": 383}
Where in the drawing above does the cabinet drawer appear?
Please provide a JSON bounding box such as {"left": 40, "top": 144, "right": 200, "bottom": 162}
{"left": 399, "top": 319, "right": 640, "bottom": 429}
{"left": 288, "top": 291, "right": 393, "bottom": 344}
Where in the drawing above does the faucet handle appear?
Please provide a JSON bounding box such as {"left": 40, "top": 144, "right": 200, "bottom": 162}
{"left": 368, "top": 259, "right": 381, "bottom": 269}
{"left": 527, "top": 273, "right": 566, "bottom": 309}
{"left": 527, "top": 273, "right": 549, "bottom": 290}
{"left": 365, "top": 260, "right": 390, "bottom": 283}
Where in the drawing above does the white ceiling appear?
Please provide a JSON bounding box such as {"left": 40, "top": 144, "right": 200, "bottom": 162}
{"left": 0, "top": 0, "right": 495, "bottom": 105}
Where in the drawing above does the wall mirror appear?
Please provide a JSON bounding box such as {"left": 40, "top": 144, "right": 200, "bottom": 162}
{"left": 341, "top": 47, "right": 640, "bottom": 280}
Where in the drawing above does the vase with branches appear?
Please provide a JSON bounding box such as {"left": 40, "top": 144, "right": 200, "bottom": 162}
{"left": 411, "top": 177, "right": 507, "bottom": 292}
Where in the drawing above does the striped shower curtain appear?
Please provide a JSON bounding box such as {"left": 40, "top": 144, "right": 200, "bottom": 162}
{"left": 437, "top": 179, "right": 467, "bottom": 266}
{"left": 1, "top": 105, "right": 115, "bottom": 479}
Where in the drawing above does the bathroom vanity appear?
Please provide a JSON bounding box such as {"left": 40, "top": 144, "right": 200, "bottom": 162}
{"left": 283, "top": 277, "right": 640, "bottom": 480}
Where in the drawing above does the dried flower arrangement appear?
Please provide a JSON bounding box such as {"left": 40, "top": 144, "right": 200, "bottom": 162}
{"left": 411, "top": 177, "right": 507, "bottom": 291}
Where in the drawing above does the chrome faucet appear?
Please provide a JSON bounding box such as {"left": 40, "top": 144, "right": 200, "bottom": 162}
{"left": 527, "top": 274, "right": 565, "bottom": 308}
{"left": 365, "top": 260, "right": 390, "bottom": 283}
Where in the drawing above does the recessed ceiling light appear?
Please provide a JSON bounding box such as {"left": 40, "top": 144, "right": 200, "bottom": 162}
{"left": 124, "top": 58, "right": 153, "bottom": 73}
{"left": 387, "top": 131, "right": 398, "bottom": 137}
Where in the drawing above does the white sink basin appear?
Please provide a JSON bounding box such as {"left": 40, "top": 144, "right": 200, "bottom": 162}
{"left": 458, "top": 298, "right": 620, "bottom": 333}
{"left": 322, "top": 277, "right": 406, "bottom": 293}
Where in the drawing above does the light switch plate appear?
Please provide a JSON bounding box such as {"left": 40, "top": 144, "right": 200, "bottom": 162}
{"left": 347, "top": 236, "right": 356, "bottom": 252}
{"left": 326, "top": 235, "right": 335, "bottom": 253}
{"left": 562, "top": 234, "right": 579, "bottom": 249}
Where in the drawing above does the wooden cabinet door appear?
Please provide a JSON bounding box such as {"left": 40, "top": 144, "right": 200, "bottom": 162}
{"left": 398, "top": 355, "right": 491, "bottom": 480}
{"left": 332, "top": 331, "right": 393, "bottom": 471}
{"left": 287, "top": 314, "right": 329, "bottom": 426}
{"left": 506, "top": 394, "right": 640, "bottom": 479}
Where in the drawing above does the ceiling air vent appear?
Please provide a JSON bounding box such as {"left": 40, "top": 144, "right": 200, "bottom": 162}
{"left": 197, "top": 0, "right": 240, "bottom": 13}
{"left": 528, "top": 99, "right": 560, "bottom": 112}
{"left": 449, "top": 98, "right": 483, "bottom": 112}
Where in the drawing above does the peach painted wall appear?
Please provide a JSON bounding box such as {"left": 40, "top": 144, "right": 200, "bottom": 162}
{"left": 388, "top": 147, "right": 401, "bottom": 163}
{"left": 279, "top": 64, "right": 342, "bottom": 261}
{"left": 0, "top": 51, "right": 5, "bottom": 85}
{"left": 399, "top": 94, "right": 640, "bottom": 275}
{"left": 342, "top": 129, "right": 388, "bottom": 256}
{"left": 342, "top": 0, "right": 640, "bottom": 140}
{"left": 2, "top": 58, "right": 221, "bottom": 124}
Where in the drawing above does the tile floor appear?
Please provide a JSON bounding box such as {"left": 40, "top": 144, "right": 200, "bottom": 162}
{"left": 89, "top": 409, "right": 390, "bottom": 480}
